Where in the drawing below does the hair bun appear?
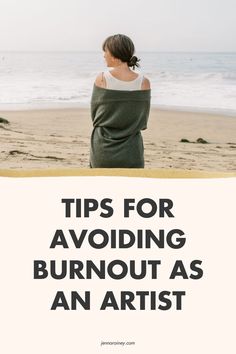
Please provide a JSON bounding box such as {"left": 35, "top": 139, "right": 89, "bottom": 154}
{"left": 128, "top": 55, "right": 140, "bottom": 69}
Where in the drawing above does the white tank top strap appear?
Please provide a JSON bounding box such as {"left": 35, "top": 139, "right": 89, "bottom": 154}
{"left": 102, "top": 70, "right": 144, "bottom": 90}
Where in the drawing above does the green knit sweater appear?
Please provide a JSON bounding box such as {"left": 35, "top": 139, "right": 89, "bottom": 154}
{"left": 90, "top": 84, "right": 151, "bottom": 168}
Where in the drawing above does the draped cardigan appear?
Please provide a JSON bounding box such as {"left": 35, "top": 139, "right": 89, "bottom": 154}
{"left": 89, "top": 84, "right": 151, "bottom": 168}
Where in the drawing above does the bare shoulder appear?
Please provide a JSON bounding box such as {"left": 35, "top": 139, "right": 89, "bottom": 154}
{"left": 94, "top": 72, "right": 106, "bottom": 88}
{"left": 141, "top": 76, "right": 151, "bottom": 90}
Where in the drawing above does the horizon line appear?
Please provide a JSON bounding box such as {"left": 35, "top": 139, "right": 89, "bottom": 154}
{"left": 1, "top": 50, "right": 236, "bottom": 53}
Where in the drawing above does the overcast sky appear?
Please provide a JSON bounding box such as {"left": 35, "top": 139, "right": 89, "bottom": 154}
{"left": 0, "top": 0, "right": 235, "bottom": 52}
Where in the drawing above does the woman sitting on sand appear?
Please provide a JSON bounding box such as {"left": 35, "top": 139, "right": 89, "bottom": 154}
{"left": 90, "top": 33, "right": 151, "bottom": 168}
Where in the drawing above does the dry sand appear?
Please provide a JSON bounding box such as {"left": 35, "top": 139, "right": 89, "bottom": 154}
{"left": 0, "top": 107, "right": 236, "bottom": 172}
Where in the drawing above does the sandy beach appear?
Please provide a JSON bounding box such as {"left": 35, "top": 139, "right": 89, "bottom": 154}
{"left": 0, "top": 107, "right": 236, "bottom": 172}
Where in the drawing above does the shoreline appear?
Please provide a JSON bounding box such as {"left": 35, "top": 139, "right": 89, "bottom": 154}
{"left": 0, "top": 107, "right": 236, "bottom": 172}
{"left": 0, "top": 103, "right": 236, "bottom": 118}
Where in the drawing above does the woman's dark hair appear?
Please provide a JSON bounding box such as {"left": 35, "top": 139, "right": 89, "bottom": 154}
{"left": 102, "top": 34, "right": 141, "bottom": 70}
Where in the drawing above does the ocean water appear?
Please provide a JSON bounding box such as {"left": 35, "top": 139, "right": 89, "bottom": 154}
{"left": 0, "top": 51, "right": 236, "bottom": 115}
